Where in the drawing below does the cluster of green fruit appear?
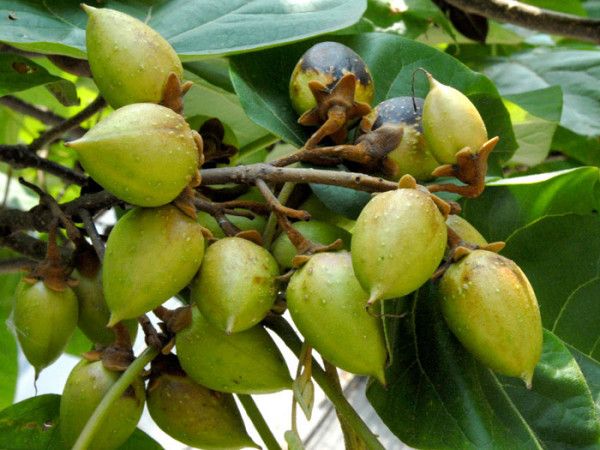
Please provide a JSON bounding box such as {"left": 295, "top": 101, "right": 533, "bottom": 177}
{"left": 7, "top": 5, "right": 543, "bottom": 449}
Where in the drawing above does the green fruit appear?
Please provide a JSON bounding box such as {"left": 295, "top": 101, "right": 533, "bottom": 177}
{"left": 271, "top": 220, "right": 352, "bottom": 269}
{"left": 192, "top": 237, "right": 279, "bottom": 334}
{"left": 176, "top": 308, "right": 292, "bottom": 394}
{"left": 197, "top": 210, "right": 267, "bottom": 239}
{"left": 10, "top": 279, "right": 78, "bottom": 377}
{"left": 446, "top": 214, "right": 487, "bottom": 246}
{"left": 289, "top": 41, "right": 374, "bottom": 117}
{"left": 438, "top": 250, "right": 543, "bottom": 388}
{"left": 83, "top": 5, "right": 183, "bottom": 109}
{"left": 60, "top": 359, "right": 145, "bottom": 449}
{"left": 365, "top": 97, "right": 439, "bottom": 181}
{"left": 422, "top": 72, "right": 488, "bottom": 164}
{"left": 351, "top": 188, "right": 447, "bottom": 306}
{"left": 66, "top": 103, "right": 199, "bottom": 207}
{"left": 287, "top": 251, "right": 387, "bottom": 384}
{"left": 104, "top": 205, "right": 204, "bottom": 325}
{"left": 147, "top": 369, "right": 258, "bottom": 449}
{"left": 72, "top": 268, "right": 138, "bottom": 345}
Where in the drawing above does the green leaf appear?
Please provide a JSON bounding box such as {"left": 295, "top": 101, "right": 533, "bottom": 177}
{"left": 500, "top": 214, "right": 600, "bottom": 340}
{"left": 462, "top": 167, "right": 600, "bottom": 242}
{"left": 0, "top": 250, "right": 22, "bottom": 410}
{"left": 0, "top": 394, "right": 63, "bottom": 449}
{"left": 498, "top": 331, "right": 600, "bottom": 449}
{"left": 521, "top": 0, "right": 588, "bottom": 16}
{"left": 0, "top": 394, "right": 162, "bottom": 449}
{"left": 183, "top": 69, "right": 272, "bottom": 150}
{"left": 0, "top": 0, "right": 366, "bottom": 60}
{"left": 367, "top": 282, "right": 600, "bottom": 448}
{"left": 481, "top": 48, "right": 600, "bottom": 138}
{"left": 230, "top": 32, "right": 516, "bottom": 175}
{"left": 0, "top": 54, "right": 78, "bottom": 105}
{"left": 552, "top": 126, "right": 600, "bottom": 167}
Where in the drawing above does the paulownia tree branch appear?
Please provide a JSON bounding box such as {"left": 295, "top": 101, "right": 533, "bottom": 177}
{"left": 0, "top": 144, "right": 88, "bottom": 185}
{"left": 29, "top": 95, "right": 106, "bottom": 152}
{"left": 200, "top": 163, "right": 398, "bottom": 193}
{"left": 444, "top": 0, "right": 600, "bottom": 43}
{"left": 0, "top": 95, "right": 88, "bottom": 138}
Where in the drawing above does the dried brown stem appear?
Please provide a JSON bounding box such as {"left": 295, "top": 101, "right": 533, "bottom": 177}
{"left": 200, "top": 163, "right": 398, "bottom": 193}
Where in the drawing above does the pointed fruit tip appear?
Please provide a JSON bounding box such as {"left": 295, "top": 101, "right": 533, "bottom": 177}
{"left": 106, "top": 313, "right": 121, "bottom": 329}
{"left": 521, "top": 371, "right": 533, "bottom": 390}
{"left": 80, "top": 4, "right": 94, "bottom": 14}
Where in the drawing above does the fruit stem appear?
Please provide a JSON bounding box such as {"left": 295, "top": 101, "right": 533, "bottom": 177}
{"left": 72, "top": 346, "right": 160, "bottom": 450}
{"left": 323, "top": 360, "right": 369, "bottom": 449}
{"left": 262, "top": 181, "right": 295, "bottom": 249}
{"left": 237, "top": 394, "right": 280, "bottom": 450}
{"left": 264, "top": 316, "right": 386, "bottom": 450}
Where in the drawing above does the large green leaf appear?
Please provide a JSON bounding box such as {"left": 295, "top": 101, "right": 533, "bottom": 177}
{"left": 0, "top": 394, "right": 162, "bottom": 449}
{"left": 183, "top": 66, "right": 273, "bottom": 151}
{"left": 367, "top": 283, "right": 600, "bottom": 448}
{"left": 0, "top": 394, "right": 63, "bottom": 449}
{"left": 503, "top": 86, "right": 563, "bottom": 167}
{"left": 0, "top": 250, "right": 22, "bottom": 410}
{"left": 461, "top": 167, "right": 600, "bottom": 242}
{"left": 0, "top": 54, "right": 78, "bottom": 105}
{"left": 230, "top": 32, "right": 517, "bottom": 175}
{"left": 500, "top": 214, "right": 600, "bottom": 340}
{"left": 0, "top": 0, "right": 366, "bottom": 60}
{"left": 481, "top": 48, "right": 600, "bottom": 138}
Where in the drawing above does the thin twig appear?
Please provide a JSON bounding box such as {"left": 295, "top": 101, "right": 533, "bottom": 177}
{"left": 0, "top": 190, "right": 119, "bottom": 235}
{"left": 0, "top": 96, "right": 87, "bottom": 138}
{"left": 445, "top": 0, "right": 600, "bottom": 43}
{"left": 200, "top": 163, "right": 397, "bottom": 193}
{"left": 78, "top": 208, "right": 105, "bottom": 261}
{"left": 0, "top": 143, "right": 88, "bottom": 185}
{"left": 29, "top": 95, "right": 106, "bottom": 152}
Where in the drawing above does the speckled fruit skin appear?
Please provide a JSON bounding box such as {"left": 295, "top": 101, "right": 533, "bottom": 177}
{"left": 192, "top": 237, "right": 279, "bottom": 334}
{"left": 446, "top": 214, "right": 487, "bottom": 246}
{"left": 271, "top": 220, "right": 351, "bottom": 269}
{"left": 10, "top": 280, "right": 78, "bottom": 377}
{"left": 422, "top": 73, "right": 488, "bottom": 164}
{"left": 351, "top": 188, "right": 447, "bottom": 304}
{"left": 367, "top": 97, "right": 439, "bottom": 181}
{"left": 438, "top": 250, "right": 543, "bottom": 388}
{"left": 176, "top": 308, "right": 292, "bottom": 394}
{"left": 60, "top": 359, "right": 145, "bottom": 449}
{"left": 287, "top": 251, "right": 387, "bottom": 384}
{"left": 147, "top": 372, "right": 258, "bottom": 449}
{"left": 289, "top": 41, "right": 374, "bottom": 116}
{"left": 104, "top": 205, "right": 204, "bottom": 325}
{"left": 66, "top": 103, "right": 199, "bottom": 207}
{"left": 83, "top": 5, "right": 183, "bottom": 109}
{"left": 72, "top": 269, "right": 138, "bottom": 345}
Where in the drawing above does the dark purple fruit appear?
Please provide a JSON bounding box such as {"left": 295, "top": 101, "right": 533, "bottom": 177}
{"left": 362, "top": 97, "right": 439, "bottom": 181}
{"left": 289, "top": 41, "right": 374, "bottom": 118}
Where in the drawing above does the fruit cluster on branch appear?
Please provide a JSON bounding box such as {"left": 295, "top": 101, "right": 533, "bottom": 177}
{"left": 1, "top": 4, "right": 545, "bottom": 449}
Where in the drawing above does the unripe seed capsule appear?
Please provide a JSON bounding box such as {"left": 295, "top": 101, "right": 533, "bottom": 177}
{"left": 422, "top": 71, "right": 488, "bottom": 164}
{"left": 439, "top": 250, "right": 543, "bottom": 388}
